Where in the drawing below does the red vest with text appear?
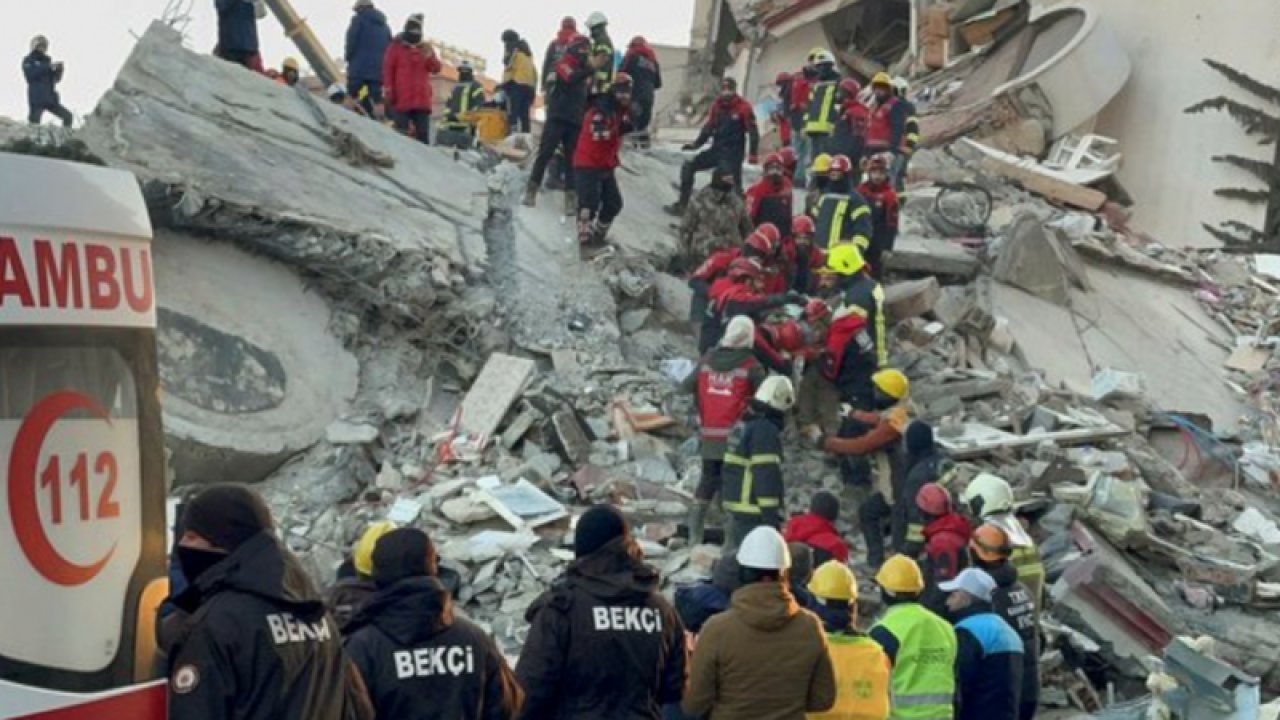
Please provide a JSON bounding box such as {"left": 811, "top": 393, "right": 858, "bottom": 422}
{"left": 697, "top": 356, "right": 757, "bottom": 443}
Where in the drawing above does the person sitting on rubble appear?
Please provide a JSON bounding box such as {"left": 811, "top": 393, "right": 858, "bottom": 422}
{"left": 868, "top": 555, "right": 957, "bottom": 720}
{"left": 23, "top": 35, "right": 73, "bottom": 127}
{"left": 808, "top": 561, "right": 893, "bottom": 720}
{"left": 676, "top": 164, "right": 754, "bottom": 275}
{"left": 784, "top": 215, "right": 826, "bottom": 294}
{"left": 682, "top": 315, "right": 768, "bottom": 546}
{"left": 857, "top": 153, "right": 900, "bottom": 282}
{"left": 813, "top": 369, "right": 911, "bottom": 571}
{"left": 784, "top": 490, "right": 850, "bottom": 566}
{"left": 214, "top": 0, "right": 265, "bottom": 72}
{"left": 384, "top": 14, "right": 442, "bottom": 144}
{"left": 814, "top": 155, "right": 875, "bottom": 258}
{"left": 515, "top": 504, "right": 688, "bottom": 719}
{"left": 745, "top": 153, "right": 795, "bottom": 236}
{"left": 915, "top": 483, "right": 972, "bottom": 616}
{"left": 667, "top": 77, "right": 760, "bottom": 216}
{"left": 720, "top": 376, "right": 795, "bottom": 551}
{"left": 675, "top": 555, "right": 741, "bottom": 634}
{"left": 345, "top": 528, "right": 523, "bottom": 720}
{"left": 438, "top": 62, "right": 486, "bottom": 149}
{"left": 326, "top": 521, "right": 395, "bottom": 633}
{"left": 701, "top": 256, "right": 804, "bottom": 353}
{"left": 753, "top": 298, "right": 830, "bottom": 376}
{"left": 942, "top": 568, "right": 1025, "bottom": 720}
{"left": 959, "top": 473, "right": 1046, "bottom": 616}
{"left": 969, "top": 525, "right": 1040, "bottom": 720}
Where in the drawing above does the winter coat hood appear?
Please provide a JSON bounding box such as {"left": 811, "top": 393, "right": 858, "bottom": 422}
{"left": 707, "top": 346, "right": 757, "bottom": 371}
{"left": 730, "top": 581, "right": 800, "bottom": 632}
{"left": 565, "top": 536, "right": 660, "bottom": 603}
{"left": 554, "top": 27, "right": 582, "bottom": 46}
{"left": 347, "top": 576, "right": 452, "bottom": 645}
{"left": 175, "top": 532, "right": 324, "bottom": 619}
{"left": 924, "top": 512, "right": 973, "bottom": 543}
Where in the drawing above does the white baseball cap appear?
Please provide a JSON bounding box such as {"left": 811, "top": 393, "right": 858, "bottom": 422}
{"left": 939, "top": 568, "right": 997, "bottom": 602}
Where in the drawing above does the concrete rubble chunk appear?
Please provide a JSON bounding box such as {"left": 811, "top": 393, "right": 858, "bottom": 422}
{"left": 325, "top": 420, "right": 380, "bottom": 445}
{"left": 884, "top": 277, "right": 942, "bottom": 324}
{"left": 993, "top": 213, "right": 1090, "bottom": 306}
{"left": 885, "top": 237, "right": 980, "bottom": 278}
{"left": 459, "top": 353, "right": 537, "bottom": 440}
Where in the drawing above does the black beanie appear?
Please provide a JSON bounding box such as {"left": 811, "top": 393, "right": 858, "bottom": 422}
{"left": 182, "top": 484, "right": 273, "bottom": 552}
{"left": 906, "top": 421, "right": 935, "bottom": 458}
{"left": 372, "top": 527, "right": 438, "bottom": 588}
{"left": 574, "top": 505, "right": 629, "bottom": 558}
{"left": 810, "top": 491, "right": 840, "bottom": 523}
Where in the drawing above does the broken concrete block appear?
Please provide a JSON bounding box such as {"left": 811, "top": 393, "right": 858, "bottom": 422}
{"left": 478, "top": 479, "right": 569, "bottom": 529}
{"left": 459, "top": 353, "right": 537, "bottom": 440}
{"left": 993, "top": 214, "right": 1089, "bottom": 306}
{"left": 885, "top": 237, "right": 980, "bottom": 278}
{"left": 1091, "top": 368, "right": 1146, "bottom": 401}
{"left": 1225, "top": 345, "right": 1272, "bottom": 374}
{"left": 326, "top": 420, "right": 379, "bottom": 445}
{"left": 440, "top": 495, "right": 498, "bottom": 525}
{"left": 620, "top": 309, "right": 652, "bottom": 334}
{"left": 375, "top": 464, "right": 404, "bottom": 491}
{"left": 1234, "top": 508, "right": 1280, "bottom": 547}
{"left": 386, "top": 497, "right": 424, "bottom": 524}
{"left": 550, "top": 409, "right": 592, "bottom": 466}
{"left": 885, "top": 277, "right": 942, "bottom": 324}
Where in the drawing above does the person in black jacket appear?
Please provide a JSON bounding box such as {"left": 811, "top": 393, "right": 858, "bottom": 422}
{"left": 896, "top": 421, "right": 952, "bottom": 557}
{"left": 721, "top": 376, "right": 795, "bottom": 551}
{"left": 346, "top": 528, "right": 522, "bottom": 720}
{"left": 525, "top": 35, "right": 592, "bottom": 212}
{"left": 166, "top": 484, "right": 374, "bottom": 720}
{"left": 970, "top": 528, "right": 1040, "bottom": 720}
{"left": 620, "top": 36, "right": 663, "bottom": 138}
{"left": 666, "top": 77, "right": 760, "bottom": 215}
{"left": 345, "top": 0, "right": 392, "bottom": 118}
{"left": 515, "top": 505, "right": 688, "bottom": 720}
{"left": 214, "top": 0, "right": 262, "bottom": 70}
{"left": 22, "top": 36, "right": 72, "bottom": 126}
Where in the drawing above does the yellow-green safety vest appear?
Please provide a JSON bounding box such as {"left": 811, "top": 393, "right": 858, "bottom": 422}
{"left": 805, "top": 81, "right": 839, "bottom": 136}
{"left": 872, "top": 604, "right": 956, "bottom": 720}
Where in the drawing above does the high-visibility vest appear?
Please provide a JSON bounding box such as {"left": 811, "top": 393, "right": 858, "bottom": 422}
{"left": 984, "top": 514, "right": 1045, "bottom": 613}
{"left": 805, "top": 81, "right": 839, "bottom": 136}
{"left": 815, "top": 194, "right": 872, "bottom": 251}
{"left": 810, "top": 633, "right": 892, "bottom": 720}
{"left": 873, "top": 604, "right": 957, "bottom": 720}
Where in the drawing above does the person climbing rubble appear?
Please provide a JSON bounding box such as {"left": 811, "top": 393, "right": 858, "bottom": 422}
{"left": 868, "top": 556, "right": 957, "bottom": 720}
{"left": 942, "top": 568, "right": 1024, "bottom": 720}
{"left": 784, "top": 490, "right": 850, "bottom": 565}
{"left": 345, "top": 528, "right": 523, "bottom": 720}
{"left": 684, "top": 315, "right": 768, "bottom": 547}
{"left": 525, "top": 35, "right": 592, "bottom": 213}
{"left": 683, "top": 527, "right": 837, "bottom": 719}
{"left": 890, "top": 77, "right": 919, "bottom": 191}
{"left": 745, "top": 153, "right": 795, "bottom": 234}
{"left": 808, "top": 561, "right": 892, "bottom": 720}
{"left": 214, "top": 0, "right": 264, "bottom": 72}
{"left": 22, "top": 35, "right": 73, "bottom": 127}
{"left": 500, "top": 30, "right": 537, "bottom": 135}
{"left": 720, "top": 376, "right": 795, "bottom": 550}
{"left": 439, "top": 62, "right": 486, "bottom": 148}
{"left": 815, "top": 369, "right": 911, "bottom": 570}
{"left": 325, "top": 520, "right": 395, "bottom": 633}
{"left": 165, "top": 484, "right": 374, "bottom": 720}
{"left": 915, "top": 483, "right": 972, "bottom": 616}
{"left": 584, "top": 12, "right": 614, "bottom": 96}
{"left": 857, "top": 154, "right": 900, "bottom": 281}
{"left": 814, "top": 155, "right": 874, "bottom": 254}
{"left": 802, "top": 49, "right": 843, "bottom": 157}
{"left": 515, "top": 505, "right": 687, "bottom": 720}
{"left": 620, "top": 36, "right": 662, "bottom": 142}
{"left": 828, "top": 78, "right": 869, "bottom": 178}
{"left": 959, "top": 473, "right": 1046, "bottom": 615}
{"left": 677, "top": 164, "right": 754, "bottom": 272}
{"left": 968, "top": 526, "right": 1040, "bottom": 720}
{"left": 384, "top": 14, "right": 442, "bottom": 144}
{"left": 666, "top": 77, "right": 759, "bottom": 216}
{"left": 702, "top": 256, "right": 804, "bottom": 353}
{"left": 573, "top": 71, "right": 634, "bottom": 248}
{"left": 345, "top": 0, "right": 391, "bottom": 118}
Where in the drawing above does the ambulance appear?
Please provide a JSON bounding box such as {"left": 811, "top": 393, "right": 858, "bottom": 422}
{"left": 0, "top": 152, "right": 167, "bottom": 719}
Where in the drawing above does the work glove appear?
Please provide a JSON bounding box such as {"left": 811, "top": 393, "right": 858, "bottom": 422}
{"left": 805, "top": 425, "right": 826, "bottom": 450}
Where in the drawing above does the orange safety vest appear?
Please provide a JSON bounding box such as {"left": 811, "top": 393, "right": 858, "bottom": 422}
{"left": 809, "top": 632, "right": 892, "bottom": 720}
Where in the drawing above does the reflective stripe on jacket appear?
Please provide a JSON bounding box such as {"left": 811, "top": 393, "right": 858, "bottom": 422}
{"left": 871, "top": 604, "right": 957, "bottom": 720}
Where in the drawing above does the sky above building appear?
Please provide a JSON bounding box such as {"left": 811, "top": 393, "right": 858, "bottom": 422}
{"left": 2, "top": 0, "right": 695, "bottom": 123}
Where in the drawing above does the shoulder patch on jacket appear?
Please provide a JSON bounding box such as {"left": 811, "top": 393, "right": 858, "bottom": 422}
{"left": 172, "top": 664, "right": 200, "bottom": 695}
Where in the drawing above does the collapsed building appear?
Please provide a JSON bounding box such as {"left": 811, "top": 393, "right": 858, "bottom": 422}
{"left": 7, "top": 8, "right": 1280, "bottom": 716}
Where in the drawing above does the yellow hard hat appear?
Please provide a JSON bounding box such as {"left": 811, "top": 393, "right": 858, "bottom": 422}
{"left": 809, "top": 560, "right": 858, "bottom": 601}
{"left": 353, "top": 521, "right": 398, "bottom": 577}
{"left": 871, "top": 72, "right": 893, "bottom": 87}
{"left": 811, "top": 153, "right": 833, "bottom": 174}
{"left": 283, "top": 56, "right": 301, "bottom": 72}
{"left": 875, "top": 555, "right": 925, "bottom": 595}
{"left": 872, "top": 369, "right": 909, "bottom": 400}
{"left": 825, "top": 242, "right": 866, "bottom": 276}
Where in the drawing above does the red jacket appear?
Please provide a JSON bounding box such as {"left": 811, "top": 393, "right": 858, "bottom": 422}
{"left": 383, "top": 37, "right": 443, "bottom": 113}
{"left": 923, "top": 512, "right": 973, "bottom": 584}
{"left": 696, "top": 353, "right": 758, "bottom": 444}
{"left": 866, "top": 97, "right": 899, "bottom": 150}
{"left": 784, "top": 513, "right": 850, "bottom": 564}
{"left": 788, "top": 75, "right": 812, "bottom": 114}
{"left": 745, "top": 177, "right": 794, "bottom": 235}
{"left": 574, "top": 102, "right": 629, "bottom": 171}
{"left": 691, "top": 248, "right": 741, "bottom": 284}
{"left": 857, "top": 180, "right": 900, "bottom": 253}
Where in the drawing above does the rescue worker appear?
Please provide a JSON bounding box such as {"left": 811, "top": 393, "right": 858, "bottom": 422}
{"left": 683, "top": 527, "right": 838, "bottom": 718}
{"left": 620, "top": 36, "right": 663, "bottom": 139}
{"left": 703, "top": 256, "right": 803, "bottom": 353}
{"left": 745, "top": 153, "right": 795, "bottom": 234}
{"left": 753, "top": 298, "right": 830, "bottom": 375}
{"left": 868, "top": 556, "right": 957, "bottom": 720}
{"left": 515, "top": 504, "right": 687, "bottom": 719}
{"left": 720, "top": 376, "right": 795, "bottom": 551}
{"left": 501, "top": 30, "right": 537, "bottom": 135}
{"left": 678, "top": 164, "right": 754, "bottom": 271}
{"left": 814, "top": 155, "right": 874, "bottom": 253}
{"left": 675, "top": 556, "right": 741, "bottom": 634}
{"left": 816, "top": 369, "right": 910, "bottom": 570}
{"left": 345, "top": 0, "right": 391, "bottom": 118}
{"left": 898, "top": 422, "right": 953, "bottom": 560}
{"left": 541, "top": 17, "right": 582, "bottom": 88}
{"left": 166, "top": 484, "right": 374, "bottom": 720}
{"left": 779, "top": 146, "right": 800, "bottom": 183}
{"left": 891, "top": 77, "right": 920, "bottom": 191}
{"left": 941, "top": 569, "right": 1024, "bottom": 720}
{"left": 685, "top": 315, "right": 768, "bottom": 546}
{"left": 857, "top": 154, "right": 900, "bottom": 281}
{"left": 786, "top": 215, "right": 825, "bottom": 294}
{"left": 828, "top": 78, "right": 869, "bottom": 175}
{"left": 969, "top": 526, "right": 1040, "bottom": 720}
{"left": 773, "top": 72, "right": 795, "bottom": 149}
{"left": 783, "top": 490, "right": 850, "bottom": 565}
{"left": 574, "top": 72, "right": 634, "bottom": 247}
{"left": 808, "top": 561, "right": 892, "bottom": 720}
{"left": 802, "top": 49, "right": 843, "bottom": 157}
{"left": 278, "top": 57, "right": 301, "bottom": 86}
{"left": 326, "top": 521, "right": 396, "bottom": 633}
{"left": 820, "top": 244, "right": 885, "bottom": 407}
{"left": 384, "top": 14, "right": 442, "bottom": 144}
{"left": 214, "top": 0, "right": 263, "bottom": 71}
{"left": 346, "top": 528, "right": 523, "bottom": 719}
{"left": 526, "top": 35, "right": 592, "bottom": 212}
{"left": 788, "top": 542, "right": 825, "bottom": 619}
{"left": 805, "top": 153, "right": 833, "bottom": 216}
{"left": 584, "top": 12, "right": 615, "bottom": 96}
{"left": 668, "top": 77, "right": 760, "bottom": 215}
{"left": 865, "top": 74, "right": 905, "bottom": 163}
{"left": 959, "top": 473, "right": 1045, "bottom": 614}
{"left": 915, "top": 484, "right": 971, "bottom": 616}
{"left": 22, "top": 35, "right": 72, "bottom": 127}
{"left": 686, "top": 226, "right": 774, "bottom": 340}
{"left": 439, "top": 62, "right": 486, "bottom": 148}
{"left": 789, "top": 60, "right": 817, "bottom": 186}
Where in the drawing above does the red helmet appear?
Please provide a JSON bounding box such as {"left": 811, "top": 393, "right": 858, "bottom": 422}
{"left": 778, "top": 146, "right": 798, "bottom": 171}
{"left": 828, "top": 155, "right": 853, "bottom": 174}
{"left": 804, "top": 299, "right": 830, "bottom": 324}
{"left": 763, "top": 152, "right": 784, "bottom": 170}
{"left": 775, "top": 71, "right": 792, "bottom": 86}
{"left": 915, "top": 483, "right": 952, "bottom": 517}
{"left": 612, "top": 72, "right": 633, "bottom": 90}
{"left": 865, "top": 153, "right": 890, "bottom": 172}
{"left": 727, "top": 257, "right": 763, "bottom": 282}
{"left": 745, "top": 223, "right": 782, "bottom": 256}
{"left": 791, "top": 215, "right": 816, "bottom": 236}
{"left": 839, "top": 78, "right": 862, "bottom": 98}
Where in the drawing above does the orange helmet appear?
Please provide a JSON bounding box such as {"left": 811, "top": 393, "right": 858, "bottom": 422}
{"left": 727, "top": 257, "right": 763, "bottom": 282}
{"left": 791, "top": 215, "right": 816, "bottom": 236}
{"left": 915, "top": 483, "right": 951, "bottom": 517}
{"left": 970, "top": 524, "right": 1012, "bottom": 563}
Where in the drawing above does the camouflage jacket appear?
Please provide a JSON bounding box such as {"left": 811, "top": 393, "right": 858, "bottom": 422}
{"left": 681, "top": 187, "right": 753, "bottom": 263}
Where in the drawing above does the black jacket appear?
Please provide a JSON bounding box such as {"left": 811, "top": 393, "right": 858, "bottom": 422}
{"left": 546, "top": 43, "right": 593, "bottom": 122}
{"left": 325, "top": 576, "right": 377, "bottom": 635}
{"left": 952, "top": 604, "right": 1024, "bottom": 720}
{"left": 515, "top": 538, "right": 687, "bottom": 720}
{"left": 168, "top": 533, "right": 373, "bottom": 720}
{"left": 721, "top": 407, "right": 787, "bottom": 527}
{"left": 345, "top": 577, "right": 522, "bottom": 720}
{"left": 619, "top": 48, "right": 662, "bottom": 100}
{"left": 215, "top": 0, "right": 260, "bottom": 55}
{"left": 897, "top": 450, "right": 950, "bottom": 557}
{"left": 985, "top": 561, "right": 1040, "bottom": 712}
{"left": 22, "top": 50, "right": 62, "bottom": 108}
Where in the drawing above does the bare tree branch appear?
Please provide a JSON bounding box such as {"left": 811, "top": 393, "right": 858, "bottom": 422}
{"left": 1185, "top": 97, "right": 1280, "bottom": 138}
{"left": 1203, "top": 58, "right": 1280, "bottom": 107}
{"left": 1211, "top": 153, "right": 1280, "bottom": 184}
{"left": 1214, "top": 187, "right": 1270, "bottom": 203}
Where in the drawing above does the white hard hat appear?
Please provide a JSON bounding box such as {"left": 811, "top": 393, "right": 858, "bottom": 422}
{"left": 960, "top": 473, "right": 1014, "bottom": 517}
{"left": 586, "top": 11, "right": 608, "bottom": 28}
{"left": 754, "top": 375, "right": 795, "bottom": 413}
{"left": 737, "top": 526, "right": 792, "bottom": 571}
{"left": 812, "top": 49, "right": 835, "bottom": 65}
{"left": 892, "top": 76, "right": 910, "bottom": 93}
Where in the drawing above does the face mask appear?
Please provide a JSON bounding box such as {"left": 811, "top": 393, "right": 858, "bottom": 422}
{"left": 177, "top": 545, "right": 229, "bottom": 583}
{"left": 875, "top": 90, "right": 890, "bottom": 103}
{"left": 404, "top": 30, "right": 423, "bottom": 44}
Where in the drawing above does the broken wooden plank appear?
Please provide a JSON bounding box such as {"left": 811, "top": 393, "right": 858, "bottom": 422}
{"left": 459, "top": 353, "right": 536, "bottom": 439}
{"left": 886, "top": 237, "right": 980, "bottom": 277}
{"left": 976, "top": 152, "right": 1107, "bottom": 211}
{"left": 938, "top": 422, "right": 1130, "bottom": 460}
{"left": 885, "top": 277, "right": 942, "bottom": 324}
